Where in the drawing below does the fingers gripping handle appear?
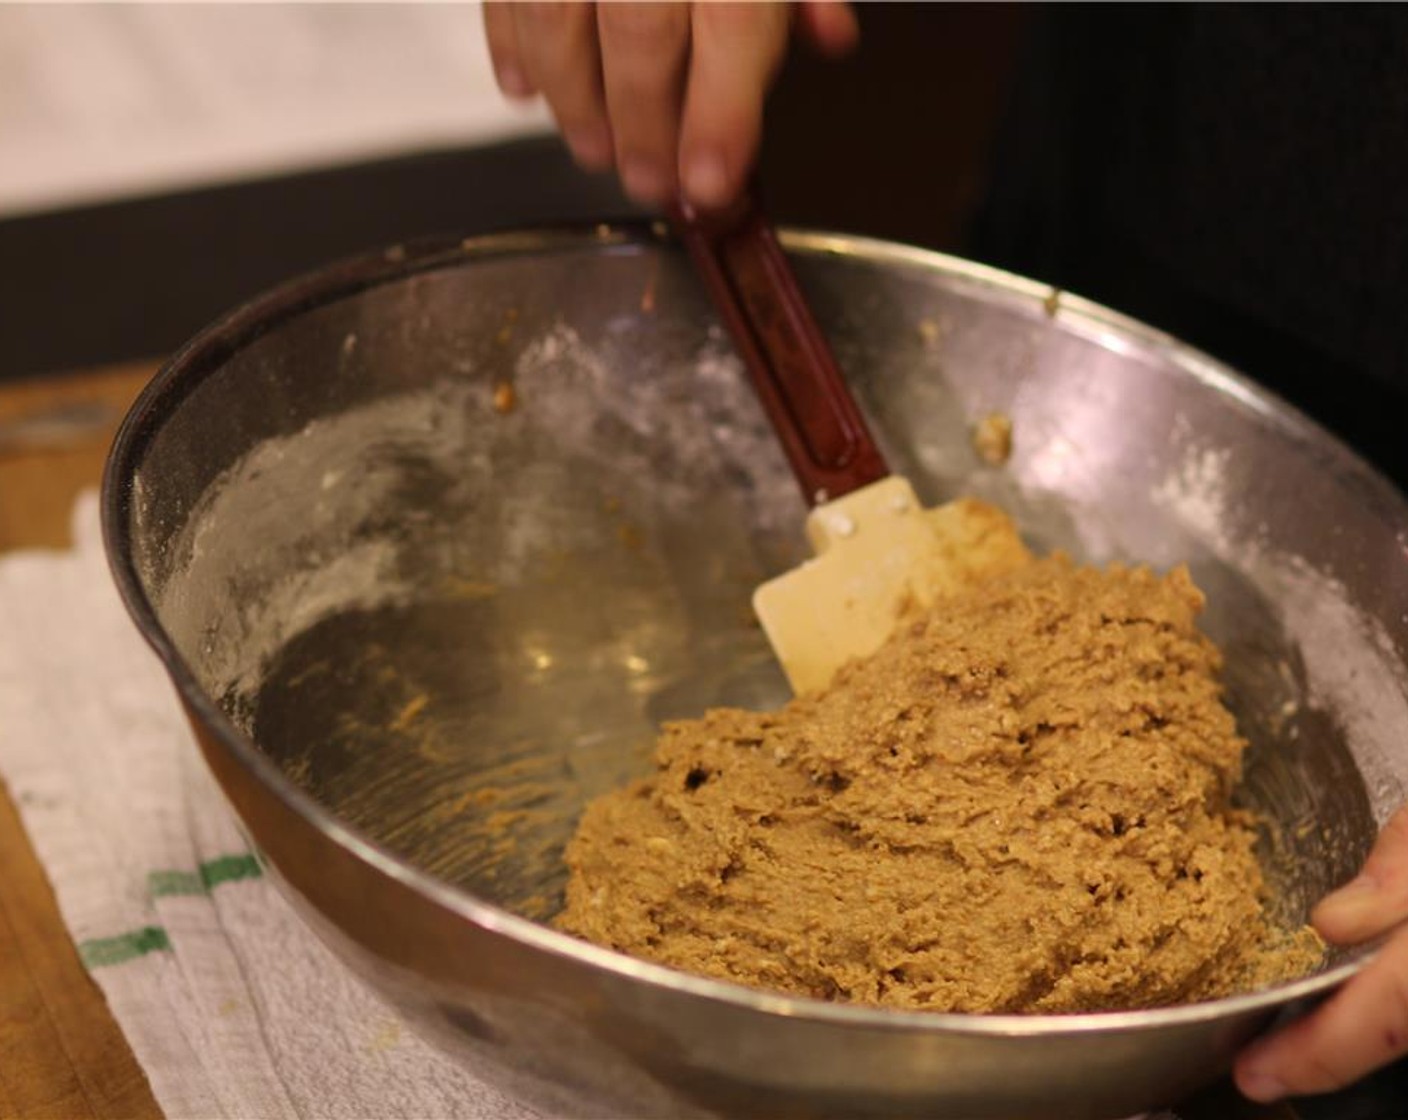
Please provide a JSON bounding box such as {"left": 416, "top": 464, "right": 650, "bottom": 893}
{"left": 670, "top": 191, "right": 889, "bottom": 506}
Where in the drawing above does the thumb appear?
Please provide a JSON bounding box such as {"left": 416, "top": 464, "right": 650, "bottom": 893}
{"left": 1314, "top": 804, "right": 1408, "bottom": 945}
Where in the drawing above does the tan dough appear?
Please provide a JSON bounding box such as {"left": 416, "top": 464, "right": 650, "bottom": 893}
{"left": 558, "top": 504, "right": 1321, "bottom": 1013}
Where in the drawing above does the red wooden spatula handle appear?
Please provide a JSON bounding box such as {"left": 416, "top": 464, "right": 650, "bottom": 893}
{"left": 670, "top": 189, "right": 889, "bottom": 506}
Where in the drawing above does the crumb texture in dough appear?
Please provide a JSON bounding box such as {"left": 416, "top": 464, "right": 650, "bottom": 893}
{"left": 558, "top": 510, "right": 1322, "bottom": 1013}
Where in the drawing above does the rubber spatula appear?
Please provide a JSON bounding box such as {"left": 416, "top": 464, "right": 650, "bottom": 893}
{"left": 673, "top": 192, "right": 1006, "bottom": 696}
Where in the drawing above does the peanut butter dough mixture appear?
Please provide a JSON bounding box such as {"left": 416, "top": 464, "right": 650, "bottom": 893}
{"left": 558, "top": 503, "right": 1322, "bottom": 1013}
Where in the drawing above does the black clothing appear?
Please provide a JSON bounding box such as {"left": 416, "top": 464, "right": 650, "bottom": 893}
{"left": 969, "top": 5, "right": 1408, "bottom": 485}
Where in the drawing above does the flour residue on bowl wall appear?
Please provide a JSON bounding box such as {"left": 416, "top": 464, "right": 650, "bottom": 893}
{"left": 1152, "top": 443, "right": 1236, "bottom": 557}
{"left": 1147, "top": 430, "right": 1408, "bottom": 936}
{"left": 1154, "top": 436, "right": 1408, "bottom": 826}
{"left": 510, "top": 321, "right": 801, "bottom": 541}
{"left": 152, "top": 315, "right": 800, "bottom": 914}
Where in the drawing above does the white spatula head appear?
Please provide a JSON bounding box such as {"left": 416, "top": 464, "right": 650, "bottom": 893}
{"left": 753, "top": 479, "right": 1031, "bottom": 695}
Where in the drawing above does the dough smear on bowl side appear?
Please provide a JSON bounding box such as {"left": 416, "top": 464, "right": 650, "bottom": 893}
{"left": 557, "top": 499, "right": 1323, "bottom": 1013}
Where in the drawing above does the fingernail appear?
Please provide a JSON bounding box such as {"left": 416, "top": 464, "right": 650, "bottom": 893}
{"left": 620, "top": 159, "right": 669, "bottom": 205}
{"left": 684, "top": 151, "right": 731, "bottom": 209}
{"left": 1237, "top": 1068, "right": 1288, "bottom": 1103}
{"left": 496, "top": 64, "right": 532, "bottom": 99}
{"left": 566, "top": 127, "right": 613, "bottom": 172}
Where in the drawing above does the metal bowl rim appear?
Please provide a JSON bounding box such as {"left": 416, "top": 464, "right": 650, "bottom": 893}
{"left": 100, "top": 221, "right": 1398, "bottom": 1037}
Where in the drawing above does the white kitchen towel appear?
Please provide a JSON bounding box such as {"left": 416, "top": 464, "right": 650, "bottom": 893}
{"left": 0, "top": 492, "right": 544, "bottom": 1120}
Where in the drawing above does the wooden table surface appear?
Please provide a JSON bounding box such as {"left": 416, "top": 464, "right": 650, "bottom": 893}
{"left": 0, "top": 361, "right": 163, "bottom": 1120}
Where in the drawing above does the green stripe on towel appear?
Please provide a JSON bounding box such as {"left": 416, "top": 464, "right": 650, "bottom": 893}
{"left": 79, "top": 926, "right": 171, "bottom": 969}
{"left": 201, "top": 852, "right": 262, "bottom": 888}
{"left": 148, "top": 853, "right": 263, "bottom": 897}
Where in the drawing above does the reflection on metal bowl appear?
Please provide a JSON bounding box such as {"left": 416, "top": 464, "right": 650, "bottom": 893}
{"left": 102, "top": 226, "right": 1408, "bottom": 1119}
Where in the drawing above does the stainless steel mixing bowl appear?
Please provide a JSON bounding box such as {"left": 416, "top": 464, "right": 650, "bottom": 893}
{"left": 102, "top": 225, "right": 1408, "bottom": 1119}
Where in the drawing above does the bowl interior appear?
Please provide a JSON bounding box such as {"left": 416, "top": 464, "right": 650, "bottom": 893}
{"left": 127, "top": 231, "right": 1408, "bottom": 963}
